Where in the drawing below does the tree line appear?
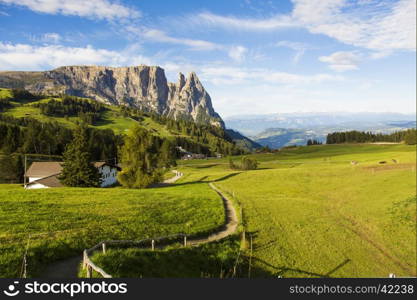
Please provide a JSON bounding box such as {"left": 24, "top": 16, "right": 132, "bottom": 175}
{"left": 307, "top": 139, "right": 322, "bottom": 146}
{"left": 34, "top": 95, "right": 107, "bottom": 125}
{"left": 326, "top": 129, "right": 416, "bottom": 145}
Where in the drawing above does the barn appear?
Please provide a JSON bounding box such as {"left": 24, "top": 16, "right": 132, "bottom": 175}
{"left": 25, "top": 161, "right": 120, "bottom": 189}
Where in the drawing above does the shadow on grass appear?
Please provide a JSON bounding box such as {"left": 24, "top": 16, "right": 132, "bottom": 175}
{"left": 166, "top": 172, "right": 242, "bottom": 188}
{"left": 251, "top": 257, "right": 352, "bottom": 278}
{"left": 194, "top": 164, "right": 219, "bottom": 169}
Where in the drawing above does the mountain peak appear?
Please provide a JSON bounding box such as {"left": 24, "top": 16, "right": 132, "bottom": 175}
{"left": 0, "top": 65, "right": 224, "bottom": 127}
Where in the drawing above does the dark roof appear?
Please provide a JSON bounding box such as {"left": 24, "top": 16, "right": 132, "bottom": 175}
{"left": 94, "top": 161, "right": 121, "bottom": 170}
{"left": 27, "top": 174, "right": 64, "bottom": 188}
{"left": 26, "top": 162, "right": 62, "bottom": 177}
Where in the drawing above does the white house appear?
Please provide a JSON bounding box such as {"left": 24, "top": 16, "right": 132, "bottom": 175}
{"left": 25, "top": 161, "right": 120, "bottom": 189}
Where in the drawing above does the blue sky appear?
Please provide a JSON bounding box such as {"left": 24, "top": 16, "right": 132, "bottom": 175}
{"left": 0, "top": 0, "right": 415, "bottom": 117}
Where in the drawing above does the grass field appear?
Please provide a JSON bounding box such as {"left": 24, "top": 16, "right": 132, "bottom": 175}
{"left": 79, "top": 237, "right": 243, "bottom": 278}
{"left": 0, "top": 183, "right": 225, "bottom": 277}
{"left": 175, "top": 144, "right": 416, "bottom": 277}
{"left": 0, "top": 144, "right": 415, "bottom": 278}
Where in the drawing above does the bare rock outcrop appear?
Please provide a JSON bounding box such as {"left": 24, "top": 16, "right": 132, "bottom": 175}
{"left": 0, "top": 65, "right": 224, "bottom": 127}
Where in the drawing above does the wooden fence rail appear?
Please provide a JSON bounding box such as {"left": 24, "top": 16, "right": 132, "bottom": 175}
{"left": 82, "top": 234, "right": 188, "bottom": 278}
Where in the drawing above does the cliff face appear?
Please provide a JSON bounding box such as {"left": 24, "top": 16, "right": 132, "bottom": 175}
{"left": 0, "top": 65, "right": 224, "bottom": 127}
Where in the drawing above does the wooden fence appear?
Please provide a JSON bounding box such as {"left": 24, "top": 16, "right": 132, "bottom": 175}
{"left": 82, "top": 234, "right": 188, "bottom": 278}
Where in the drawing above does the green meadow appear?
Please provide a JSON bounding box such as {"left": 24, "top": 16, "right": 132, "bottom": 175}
{"left": 0, "top": 143, "right": 415, "bottom": 278}
{"left": 0, "top": 183, "right": 224, "bottom": 277}
{"left": 177, "top": 144, "right": 416, "bottom": 277}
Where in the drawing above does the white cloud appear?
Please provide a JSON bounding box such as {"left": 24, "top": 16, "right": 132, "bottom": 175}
{"left": 186, "top": 0, "right": 416, "bottom": 53}
{"left": 228, "top": 46, "right": 247, "bottom": 63}
{"left": 194, "top": 12, "right": 295, "bottom": 31}
{"left": 0, "top": 0, "right": 139, "bottom": 21}
{"left": 142, "top": 29, "right": 221, "bottom": 51}
{"left": 199, "top": 66, "right": 343, "bottom": 86}
{"left": 292, "top": 0, "right": 416, "bottom": 51}
{"left": 0, "top": 42, "right": 151, "bottom": 70}
{"left": 275, "top": 41, "right": 313, "bottom": 63}
{"left": 41, "top": 33, "right": 61, "bottom": 43}
{"left": 127, "top": 26, "right": 250, "bottom": 63}
{"left": 28, "top": 32, "right": 62, "bottom": 44}
{"left": 319, "top": 51, "right": 361, "bottom": 72}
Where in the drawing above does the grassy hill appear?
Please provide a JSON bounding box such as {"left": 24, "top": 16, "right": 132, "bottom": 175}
{"left": 175, "top": 144, "right": 416, "bottom": 277}
{"left": 0, "top": 88, "right": 169, "bottom": 135}
{"left": 0, "top": 183, "right": 225, "bottom": 277}
{"left": 0, "top": 88, "right": 246, "bottom": 159}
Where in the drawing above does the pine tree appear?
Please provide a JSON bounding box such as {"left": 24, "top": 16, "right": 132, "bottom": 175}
{"left": 118, "top": 124, "right": 164, "bottom": 188}
{"left": 404, "top": 129, "right": 417, "bottom": 145}
{"left": 59, "top": 123, "right": 101, "bottom": 187}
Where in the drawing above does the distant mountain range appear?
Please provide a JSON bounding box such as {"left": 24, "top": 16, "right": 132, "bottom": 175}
{"left": 225, "top": 129, "right": 262, "bottom": 151}
{"left": 225, "top": 112, "right": 416, "bottom": 149}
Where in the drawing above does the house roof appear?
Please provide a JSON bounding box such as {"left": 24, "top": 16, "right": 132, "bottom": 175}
{"left": 26, "top": 162, "right": 62, "bottom": 177}
{"left": 94, "top": 161, "right": 106, "bottom": 168}
{"left": 26, "top": 174, "right": 64, "bottom": 188}
{"left": 26, "top": 161, "right": 120, "bottom": 178}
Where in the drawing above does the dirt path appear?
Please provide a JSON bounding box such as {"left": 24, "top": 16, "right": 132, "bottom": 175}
{"left": 188, "top": 183, "right": 238, "bottom": 246}
{"left": 41, "top": 255, "right": 82, "bottom": 278}
{"left": 39, "top": 178, "right": 238, "bottom": 278}
{"left": 163, "top": 170, "right": 183, "bottom": 184}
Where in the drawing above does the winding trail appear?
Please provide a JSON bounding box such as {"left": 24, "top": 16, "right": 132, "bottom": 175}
{"left": 188, "top": 183, "right": 238, "bottom": 246}
{"left": 163, "top": 170, "right": 183, "bottom": 184}
{"left": 40, "top": 173, "right": 238, "bottom": 278}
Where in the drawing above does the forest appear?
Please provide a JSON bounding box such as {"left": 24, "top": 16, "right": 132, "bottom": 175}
{"left": 326, "top": 129, "right": 416, "bottom": 145}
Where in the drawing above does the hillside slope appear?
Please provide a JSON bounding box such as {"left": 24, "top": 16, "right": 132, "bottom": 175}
{"left": 0, "top": 88, "right": 247, "bottom": 157}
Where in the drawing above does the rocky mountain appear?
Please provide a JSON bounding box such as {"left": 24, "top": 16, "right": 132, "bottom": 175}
{"left": 0, "top": 65, "right": 224, "bottom": 127}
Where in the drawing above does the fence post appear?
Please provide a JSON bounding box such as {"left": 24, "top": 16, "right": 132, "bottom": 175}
{"left": 83, "top": 250, "right": 87, "bottom": 270}
{"left": 241, "top": 230, "right": 246, "bottom": 249}
{"left": 87, "top": 265, "right": 92, "bottom": 278}
{"left": 102, "top": 243, "right": 106, "bottom": 254}
{"left": 248, "top": 234, "right": 253, "bottom": 278}
{"left": 151, "top": 240, "right": 155, "bottom": 251}
{"left": 183, "top": 235, "right": 187, "bottom": 247}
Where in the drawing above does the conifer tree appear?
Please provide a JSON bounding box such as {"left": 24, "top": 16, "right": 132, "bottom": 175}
{"left": 118, "top": 124, "right": 164, "bottom": 188}
{"left": 59, "top": 123, "right": 101, "bottom": 187}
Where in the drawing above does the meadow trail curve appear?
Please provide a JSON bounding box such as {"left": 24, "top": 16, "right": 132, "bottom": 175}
{"left": 39, "top": 176, "right": 238, "bottom": 278}
{"left": 187, "top": 182, "right": 238, "bottom": 246}
{"left": 163, "top": 170, "right": 183, "bottom": 184}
